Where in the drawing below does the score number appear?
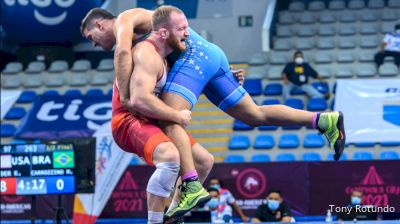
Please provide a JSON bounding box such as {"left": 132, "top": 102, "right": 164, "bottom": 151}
{"left": 1, "top": 176, "right": 74, "bottom": 195}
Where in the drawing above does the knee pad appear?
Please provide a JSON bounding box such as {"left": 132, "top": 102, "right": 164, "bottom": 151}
{"left": 147, "top": 162, "right": 180, "bottom": 198}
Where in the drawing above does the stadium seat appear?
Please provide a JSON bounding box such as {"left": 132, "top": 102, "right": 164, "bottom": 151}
{"left": 276, "top": 153, "right": 296, "bottom": 162}
{"left": 360, "top": 36, "right": 379, "bottom": 49}
{"left": 290, "top": 86, "right": 305, "bottom": 95}
{"left": 48, "top": 60, "right": 68, "bottom": 73}
{"left": 1, "top": 124, "right": 17, "bottom": 137}
{"left": 65, "top": 89, "right": 83, "bottom": 96}
{"left": 302, "top": 152, "right": 322, "bottom": 161}
{"left": 246, "top": 65, "right": 267, "bottom": 79}
{"left": 228, "top": 135, "right": 250, "bottom": 150}
{"left": 278, "top": 134, "right": 300, "bottom": 149}
{"left": 68, "top": 73, "right": 89, "bottom": 86}
{"left": 379, "top": 64, "right": 399, "bottom": 76}
{"left": 2, "top": 62, "right": 23, "bottom": 74}
{"left": 91, "top": 74, "right": 110, "bottom": 86}
{"left": 308, "top": 1, "right": 325, "bottom": 11}
{"left": 224, "top": 155, "right": 246, "bottom": 163}
{"left": 327, "top": 152, "right": 347, "bottom": 161}
{"left": 388, "top": 0, "right": 400, "bottom": 7}
{"left": 318, "top": 11, "right": 336, "bottom": 23}
{"left": 368, "top": 0, "right": 384, "bottom": 8}
{"left": 315, "top": 66, "right": 332, "bottom": 78}
{"left": 288, "top": 1, "right": 305, "bottom": 12}
{"left": 336, "top": 52, "right": 355, "bottom": 63}
{"left": 360, "top": 11, "right": 378, "bottom": 22}
{"left": 298, "top": 13, "right": 317, "bottom": 24}
{"left": 2, "top": 76, "right": 21, "bottom": 89}
{"left": 352, "top": 151, "right": 374, "bottom": 160}
{"left": 314, "top": 51, "right": 334, "bottom": 64}
{"left": 357, "top": 64, "right": 377, "bottom": 77}
{"left": 25, "top": 61, "right": 45, "bottom": 74}
{"left": 348, "top": 0, "right": 365, "bottom": 9}
{"left": 23, "top": 74, "right": 42, "bottom": 88}
{"left": 4, "top": 107, "right": 26, "bottom": 120}
{"left": 381, "top": 21, "right": 398, "bottom": 33}
{"left": 338, "top": 23, "right": 357, "bottom": 35}
{"left": 264, "top": 83, "right": 282, "bottom": 96}
{"left": 45, "top": 75, "right": 65, "bottom": 87}
{"left": 358, "top": 50, "right": 376, "bottom": 62}
{"left": 269, "top": 52, "right": 288, "bottom": 65}
{"left": 251, "top": 154, "right": 271, "bottom": 162}
{"left": 42, "top": 90, "right": 60, "bottom": 96}
{"left": 97, "top": 58, "right": 114, "bottom": 71}
{"left": 312, "top": 82, "right": 329, "bottom": 94}
{"left": 378, "top": 151, "right": 399, "bottom": 160}
{"left": 248, "top": 53, "right": 267, "bottom": 65}
{"left": 253, "top": 135, "right": 275, "bottom": 149}
{"left": 339, "top": 11, "right": 357, "bottom": 22}
{"left": 381, "top": 9, "right": 399, "bottom": 21}
{"left": 243, "top": 79, "right": 262, "bottom": 96}
{"left": 276, "top": 25, "right": 293, "bottom": 37}
{"left": 304, "top": 133, "right": 325, "bottom": 148}
{"left": 317, "top": 38, "right": 335, "bottom": 49}
{"left": 307, "top": 98, "right": 327, "bottom": 111}
{"left": 284, "top": 98, "right": 304, "bottom": 109}
{"left": 328, "top": 0, "right": 346, "bottom": 10}
{"left": 295, "top": 38, "right": 315, "bottom": 50}
{"left": 335, "top": 67, "right": 353, "bottom": 78}
{"left": 380, "top": 141, "right": 400, "bottom": 147}
{"left": 71, "top": 59, "right": 91, "bottom": 72}
{"left": 354, "top": 142, "right": 375, "bottom": 147}
{"left": 17, "top": 91, "right": 37, "bottom": 103}
{"left": 318, "top": 24, "right": 336, "bottom": 36}
{"left": 86, "top": 89, "right": 105, "bottom": 97}
{"left": 338, "top": 37, "right": 356, "bottom": 49}
{"left": 360, "top": 22, "right": 379, "bottom": 35}
{"left": 233, "top": 119, "right": 253, "bottom": 131}
{"left": 274, "top": 39, "right": 292, "bottom": 51}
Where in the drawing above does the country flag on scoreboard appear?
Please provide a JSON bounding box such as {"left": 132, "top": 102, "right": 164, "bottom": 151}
{"left": 1, "top": 155, "right": 12, "bottom": 168}
{"left": 53, "top": 151, "right": 74, "bottom": 168}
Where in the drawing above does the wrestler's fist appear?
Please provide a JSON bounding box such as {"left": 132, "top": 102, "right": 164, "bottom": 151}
{"left": 230, "top": 65, "right": 245, "bottom": 85}
{"left": 176, "top": 109, "right": 192, "bottom": 127}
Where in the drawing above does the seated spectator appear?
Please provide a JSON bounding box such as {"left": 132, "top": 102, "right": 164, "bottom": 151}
{"left": 282, "top": 50, "right": 328, "bottom": 100}
{"left": 252, "top": 189, "right": 293, "bottom": 223}
{"left": 204, "top": 187, "right": 233, "bottom": 223}
{"left": 337, "top": 189, "right": 378, "bottom": 221}
{"left": 208, "top": 177, "right": 249, "bottom": 222}
{"left": 374, "top": 23, "right": 400, "bottom": 68}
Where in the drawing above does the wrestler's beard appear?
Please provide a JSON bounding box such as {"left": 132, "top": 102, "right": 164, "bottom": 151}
{"left": 167, "top": 35, "right": 186, "bottom": 52}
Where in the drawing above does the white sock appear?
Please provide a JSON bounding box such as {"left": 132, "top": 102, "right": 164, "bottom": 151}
{"left": 166, "top": 199, "right": 178, "bottom": 214}
{"left": 148, "top": 211, "right": 164, "bottom": 224}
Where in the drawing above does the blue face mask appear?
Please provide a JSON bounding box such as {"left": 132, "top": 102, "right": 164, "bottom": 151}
{"left": 267, "top": 199, "right": 280, "bottom": 211}
{"left": 209, "top": 184, "right": 221, "bottom": 191}
{"left": 207, "top": 198, "right": 219, "bottom": 209}
{"left": 351, "top": 196, "right": 361, "bottom": 205}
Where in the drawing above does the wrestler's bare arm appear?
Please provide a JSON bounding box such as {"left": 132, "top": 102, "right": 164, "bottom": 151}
{"left": 123, "top": 43, "right": 191, "bottom": 126}
{"left": 113, "top": 8, "right": 153, "bottom": 103}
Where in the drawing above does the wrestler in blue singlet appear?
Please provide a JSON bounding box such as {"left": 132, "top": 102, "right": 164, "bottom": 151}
{"left": 163, "top": 28, "right": 246, "bottom": 111}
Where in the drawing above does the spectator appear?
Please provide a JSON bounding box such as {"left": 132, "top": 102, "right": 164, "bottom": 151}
{"left": 204, "top": 187, "right": 233, "bottom": 223}
{"left": 337, "top": 189, "right": 378, "bottom": 221}
{"left": 282, "top": 50, "right": 328, "bottom": 100}
{"left": 374, "top": 23, "right": 400, "bottom": 68}
{"left": 252, "top": 190, "right": 293, "bottom": 223}
{"left": 208, "top": 177, "right": 249, "bottom": 222}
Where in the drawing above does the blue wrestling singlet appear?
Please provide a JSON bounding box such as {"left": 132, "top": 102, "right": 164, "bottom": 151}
{"left": 163, "top": 28, "right": 246, "bottom": 111}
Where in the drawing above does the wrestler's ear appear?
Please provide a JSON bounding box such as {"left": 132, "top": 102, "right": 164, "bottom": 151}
{"left": 95, "top": 20, "right": 103, "bottom": 30}
{"left": 159, "top": 28, "right": 168, "bottom": 39}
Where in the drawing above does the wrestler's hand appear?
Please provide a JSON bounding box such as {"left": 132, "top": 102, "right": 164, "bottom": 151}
{"left": 176, "top": 109, "right": 192, "bottom": 127}
{"left": 230, "top": 65, "right": 245, "bottom": 85}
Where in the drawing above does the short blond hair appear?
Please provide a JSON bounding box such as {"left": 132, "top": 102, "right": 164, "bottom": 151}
{"left": 152, "top": 5, "right": 184, "bottom": 30}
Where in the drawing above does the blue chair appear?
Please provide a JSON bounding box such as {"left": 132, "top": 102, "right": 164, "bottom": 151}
{"left": 4, "top": 107, "right": 26, "bottom": 120}
{"left": 233, "top": 119, "right": 254, "bottom": 131}
{"left": 304, "top": 133, "right": 325, "bottom": 148}
{"left": 330, "top": 98, "right": 335, "bottom": 111}
{"left": 285, "top": 98, "right": 304, "bottom": 109}
{"left": 262, "top": 99, "right": 280, "bottom": 105}
{"left": 307, "top": 98, "right": 327, "bottom": 111}
{"left": 17, "top": 91, "right": 37, "bottom": 103}
{"left": 276, "top": 153, "right": 296, "bottom": 161}
{"left": 354, "top": 142, "right": 375, "bottom": 147}
{"left": 1, "top": 124, "right": 17, "bottom": 137}
{"left": 333, "top": 82, "right": 337, "bottom": 94}
{"left": 65, "top": 89, "right": 82, "bottom": 96}
{"left": 228, "top": 135, "right": 251, "bottom": 150}
{"left": 42, "top": 90, "right": 60, "bottom": 96}
{"left": 290, "top": 87, "right": 305, "bottom": 95}
{"left": 107, "top": 89, "right": 113, "bottom": 98}
{"left": 264, "top": 83, "right": 282, "bottom": 96}
{"left": 327, "top": 152, "right": 347, "bottom": 161}
{"left": 253, "top": 135, "right": 275, "bottom": 149}
{"left": 302, "top": 152, "right": 322, "bottom": 161}
{"left": 224, "top": 155, "right": 246, "bottom": 163}
{"left": 251, "top": 154, "right": 271, "bottom": 162}
{"left": 352, "top": 151, "right": 374, "bottom": 160}
{"left": 86, "top": 88, "right": 104, "bottom": 97}
{"left": 243, "top": 79, "right": 262, "bottom": 96}
{"left": 10, "top": 139, "right": 27, "bottom": 144}
{"left": 278, "top": 134, "right": 300, "bottom": 149}
{"left": 312, "top": 82, "right": 330, "bottom": 94}
{"left": 379, "top": 151, "right": 399, "bottom": 160}
{"left": 380, "top": 141, "right": 400, "bottom": 147}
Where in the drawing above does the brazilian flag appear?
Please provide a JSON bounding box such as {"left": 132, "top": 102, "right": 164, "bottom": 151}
{"left": 53, "top": 151, "right": 74, "bottom": 168}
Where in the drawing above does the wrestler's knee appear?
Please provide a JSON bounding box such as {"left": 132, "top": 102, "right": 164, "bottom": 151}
{"left": 153, "top": 142, "right": 180, "bottom": 165}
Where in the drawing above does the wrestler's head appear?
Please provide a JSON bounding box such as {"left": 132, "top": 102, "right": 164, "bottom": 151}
{"left": 152, "top": 6, "right": 189, "bottom": 52}
{"left": 81, "top": 8, "right": 116, "bottom": 52}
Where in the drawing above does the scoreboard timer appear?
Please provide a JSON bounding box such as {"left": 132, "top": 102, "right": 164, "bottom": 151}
{"left": 0, "top": 143, "right": 75, "bottom": 195}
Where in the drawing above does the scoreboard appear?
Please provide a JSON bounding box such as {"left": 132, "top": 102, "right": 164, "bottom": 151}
{"left": 0, "top": 143, "right": 75, "bottom": 195}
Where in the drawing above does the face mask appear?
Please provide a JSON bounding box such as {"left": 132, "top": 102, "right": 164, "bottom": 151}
{"left": 351, "top": 196, "right": 361, "bottom": 205}
{"left": 209, "top": 184, "right": 221, "bottom": 191}
{"left": 207, "top": 198, "right": 219, "bottom": 209}
{"left": 267, "top": 199, "right": 280, "bottom": 211}
{"left": 295, "top": 57, "right": 304, "bottom": 64}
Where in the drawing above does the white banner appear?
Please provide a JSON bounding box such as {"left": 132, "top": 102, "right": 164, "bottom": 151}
{"left": 335, "top": 79, "right": 400, "bottom": 143}
{"left": 73, "top": 121, "right": 133, "bottom": 223}
{"left": 1, "top": 90, "right": 22, "bottom": 120}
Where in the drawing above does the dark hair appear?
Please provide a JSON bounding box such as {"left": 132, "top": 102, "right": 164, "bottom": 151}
{"left": 267, "top": 189, "right": 282, "bottom": 197}
{"left": 395, "top": 23, "right": 400, "bottom": 30}
{"left": 80, "top": 8, "right": 116, "bottom": 35}
{"left": 207, "top": 187, "right": 220, "bottom": 194}
{"left": 209, "top": 177, "right": 224, "bottom": 187}
{"left": 293, "top": 50, "right": 303, "bottom": 58}
{"left": 352, "top": 189, "right": 363, "bottom": 195}
{"left": 152, "top": 5, "right": 184, "bottom": 30}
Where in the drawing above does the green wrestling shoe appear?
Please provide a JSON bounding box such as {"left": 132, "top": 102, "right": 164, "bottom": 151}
{"left": 317, "top": 111, "right": 346, "bottom": 161}
{"left": 164, "top": 181, "right": 211, "bottom": 222}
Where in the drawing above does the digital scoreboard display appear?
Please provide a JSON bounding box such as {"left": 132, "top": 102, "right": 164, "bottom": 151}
{"left": 0, "top": 143, "right": 75, "bottom": 195}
